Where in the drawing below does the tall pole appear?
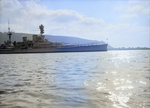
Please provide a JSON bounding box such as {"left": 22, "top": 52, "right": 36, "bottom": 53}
{"left": 8, "top": 19, "right": 10, "bottom": 32}
{"left": 106, "top": 38, "right": 108, "bottom": 44}
{"left": 7, "top": 19, "right": 12, "bottom": 43}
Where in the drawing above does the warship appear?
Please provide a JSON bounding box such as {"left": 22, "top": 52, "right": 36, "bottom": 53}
{"left": 0, "top": 22, "right": 107, "bottom": 54}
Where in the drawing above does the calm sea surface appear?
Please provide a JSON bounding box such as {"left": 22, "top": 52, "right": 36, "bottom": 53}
{"left": 0, "top": 50, "right": 149, "bottom": 108}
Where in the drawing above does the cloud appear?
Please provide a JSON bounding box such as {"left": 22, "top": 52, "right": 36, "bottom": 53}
{"left": 0, "top": 0, "right": 149, "bottom": 47}
{"left": 118, "top": 13, "right": 138, "bottom": 19}
{"left": 1, "top": 0, "right": 22, "bottom": 10}
{"left": 127, "top": 5, "right": 150, "bottom": 15}
{"left": 49, "top": 9, "right": 82, "bottom": 23}
{"left": 0, "top": 0, "right": 105, "bottom": 35}
{"left": 115, "top": 1, "right": 150, "bottom": 19}
{"left": 128, "top": 0, "right": 150, "bottom": 7}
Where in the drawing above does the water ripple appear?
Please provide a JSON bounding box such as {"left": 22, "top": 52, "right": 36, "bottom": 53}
{"left": 0, "top": 50, "right": 149, "bottom": 108}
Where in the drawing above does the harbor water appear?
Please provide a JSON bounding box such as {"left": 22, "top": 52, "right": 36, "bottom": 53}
{"left": 0, "top": 50, "right": 150, "bottom": 108}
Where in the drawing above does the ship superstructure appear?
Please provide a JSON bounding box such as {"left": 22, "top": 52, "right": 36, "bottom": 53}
{"left": 0, "top": 23, "right": 107, "bottom": 54}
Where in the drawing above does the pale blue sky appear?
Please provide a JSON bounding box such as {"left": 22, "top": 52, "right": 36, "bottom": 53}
{"left": 1, "top": 0, "right": 150, "bottom": 48}
{"left": 38, "top": 0, "right": 118, "bottom": 22}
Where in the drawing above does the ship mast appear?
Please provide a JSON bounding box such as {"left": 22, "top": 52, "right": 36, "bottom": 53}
{"left": 7, "top": 19, "right": 12, "bottom": 43}
{"left": 39, "top": 24, "right": 44, "bottom": 36}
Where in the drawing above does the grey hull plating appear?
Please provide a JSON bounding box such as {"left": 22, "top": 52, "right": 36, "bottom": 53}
{"left": 0, "top": 44, "right": 107, "bottom": 54}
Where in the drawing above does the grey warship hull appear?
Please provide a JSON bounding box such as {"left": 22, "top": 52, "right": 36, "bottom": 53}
{"left": 1, "top": 23, "right": 108, "bottom": 54}
{"left": 0, "top": 44, "right": 107, "bottom": 54}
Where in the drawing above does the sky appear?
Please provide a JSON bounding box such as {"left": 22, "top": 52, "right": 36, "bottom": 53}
{"left": 0, "top": 0, "right": 150, "bottom": 48}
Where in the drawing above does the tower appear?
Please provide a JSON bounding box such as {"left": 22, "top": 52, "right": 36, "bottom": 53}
{"left": 39, "top": 24, "right": 44, "bottom": 36}
{"left": 7, "top": 19, "right": 12, "bottom": 43}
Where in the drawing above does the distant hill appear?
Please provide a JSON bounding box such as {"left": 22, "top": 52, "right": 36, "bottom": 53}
{"left": 0, "top": 32, "right": 112, "bottom": 48}
{"left": 0, "top": 32, "right": 33, "bottom": 44}
{"left": 45, "top": 35, "right": 106, "bottom": 45}
{"left": 0, "top": 32, "right": 105, "bottom": 44}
